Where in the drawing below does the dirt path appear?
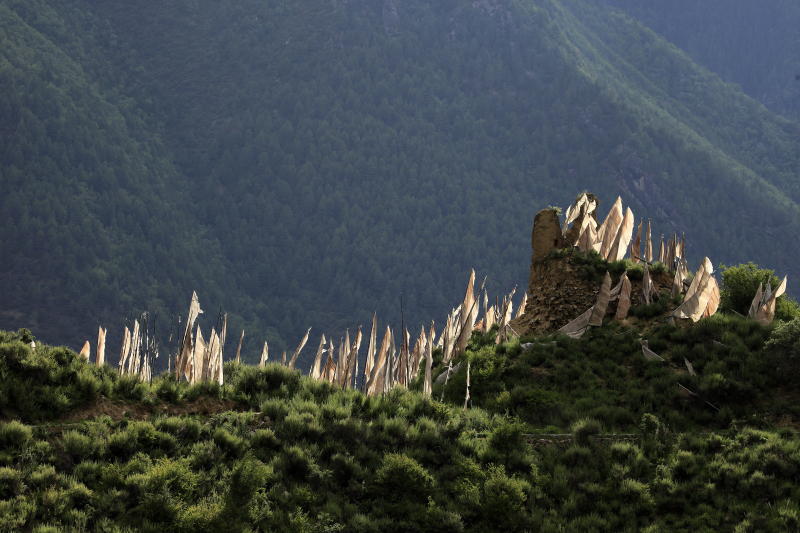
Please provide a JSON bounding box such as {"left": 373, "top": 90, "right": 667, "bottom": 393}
{"left": 40, "top": 396, "right": 242, "bottom": 428}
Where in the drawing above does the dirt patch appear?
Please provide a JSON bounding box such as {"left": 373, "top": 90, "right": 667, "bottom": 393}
{"left": 529, "top": 366, "right": 550, "bottom": 377}
{"left": 59, "top": 396, "right": 240, "bottom": 423}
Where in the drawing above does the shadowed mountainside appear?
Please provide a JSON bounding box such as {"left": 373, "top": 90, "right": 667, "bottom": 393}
{"left": 2, "top": 0, "right": 799, "bottom": 370}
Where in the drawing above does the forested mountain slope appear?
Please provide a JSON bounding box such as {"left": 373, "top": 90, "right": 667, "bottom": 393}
{"left": 2, "top": 0, "right": 799, "bottom": 368}
{"left": 0, "top": 2, "right": 241, "bottom": 350}
{"left": 601, "top": 0, "right": 800, "bottom": 120}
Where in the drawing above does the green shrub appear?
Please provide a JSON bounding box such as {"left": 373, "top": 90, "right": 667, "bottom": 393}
{"left": 65, "top": 481, "right": 93, "bottom": 509}
{"left": 630, "top": 297, "right": 668, "bottom": 319}
{"left": 619, "top": 478, "right": 654, "bottom": 511}
{"left": 374, "top": 453, "right": 434, "bottom": 502}
{"left": 278, "top": 445, "right": 318, "bottom": 482}
{"left": 571, "top": 418, "right": 602, "bottom": 446}
{"left": 0, "top": 495, "right": 35, "bottom": 531}
{"left": 0, "top": 467, "right": 23, "bottom": 499}
{"left": 108, "top": 422, "right": 176, "bottom": 459}
{"left": 378, "top": 416, "right": 409, "bottom": 447}
{"left": 608, "top": 260, "right": 628, "bottom": 276}
{"left": 626, "top": 262, "right": 645, "bottom": 280}
{"left": 650, "top": 262, "right": 667, "bottom": 275}
{"left": 260, "top": 398, "right": 289, "bottom": 422}
{"left": 113, "top": 375, "right": 148, "bottom": 402}
{"left": 279, "top": 412, "right": 322, "bottom": 441}
{"left": 330, "top": 452, "right": 363, "bottom": 486}
{"left": 31, "top": 526, "right": 62, "bottom": 533}
{"left": 480, "top": 465, "right": 530, "bottom": 530}
{"left": 61, "top": 431, "right": 95, "bottom": 462}
{"left": 29, "top": 465, "right": 59, "bottom": 489}
{"left": 720, "top": 263, "right": 798, "bottom": 320}
{"left": 251, "top": 428, "right": 279, "bottom": 451}
{"left": 610, "top": 442, "right": 639, "bottom": 464}
{"left": 184, "top": 381, "right": 221, "bottom": 402}
{"left": 670, "top": 450, "right": 700, "bottom": 481}
{"left": 176, "top": 497, "right": 224, "bottom": 531}
{"left": 154, "top": 416, "right": 203, "bottom": 441}
{"left": 227, "top": 457, "right": 272, "bottom": 506}
{"left": 777, "top": 500, "right": 799, "bottom": 531}
{"left": 188, "top": 440, "right": 220, "bottom": 470}
{"left": 154, "top": 376, "right": 183, "bottom": 403}
{"left": 764, "top": 317, "right": 800, "bottom": 383}
{"left": 484, "top": 420, "right": 529, "bottom": 472}
{"left": 0, "top": 421, "right": 32, "bottom": 450}
{"left": 212, "top": 428, "right": 243, "bottom": 458}
{"left": 73, "top": 461, "right": 103, "bottom": 487}
{"left": 74, "top": 367, "right": 106, "bottom": 402}
{"left": 128, "top": 458, "right": 199, "bottom": 498}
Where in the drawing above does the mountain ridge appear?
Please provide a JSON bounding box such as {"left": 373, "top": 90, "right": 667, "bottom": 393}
{"left": 1, "top": 0, "right": 799, "bottom": 369}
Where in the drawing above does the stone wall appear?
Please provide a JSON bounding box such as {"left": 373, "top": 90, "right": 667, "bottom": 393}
{"left": 511, "top": 252, "right": 673, "bottom": 336}
{"left": 530, "top": 209, "right": 564, "bottom": 263}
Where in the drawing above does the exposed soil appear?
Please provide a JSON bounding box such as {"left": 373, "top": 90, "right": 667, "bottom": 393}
{"left": 58, "top": 396, "right": 240, "bottom": 424}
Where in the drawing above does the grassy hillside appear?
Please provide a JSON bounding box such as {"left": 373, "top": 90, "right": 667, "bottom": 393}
{"left": 2, "top": 0, "right": 800, "bottom": 370}
{"left": 438, "top": 317, "right": 799, "bottom": 432}
{"left": 1, "top": 325, "right": 799, "bottom": 531}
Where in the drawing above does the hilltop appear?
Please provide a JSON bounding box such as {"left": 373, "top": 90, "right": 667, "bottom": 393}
{"left": 3, "top": 0, "right": 800, "bottom": 365}
{"left": 1, "top": 301, "right": 799, "bottom": 531}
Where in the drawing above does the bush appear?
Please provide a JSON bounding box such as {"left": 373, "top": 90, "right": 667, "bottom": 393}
{"left": 480, "top": 465, "right": 530, "bottom": 530}
{"left": 251, "top": 429, "right": 279, "bottom": 452}
{"left": 228, "top": 457, "right": 272, "bottom": 505}
{"left": 260, "top": 398, "right": 289, "bottom": 422}
{"left": 764, "top": 317, "right": 800, "bottom": 382}
{"left": 619, "top": 478, "right": 654, "bottom": 510}
{"left": 0, "top": 421, "right": 32, "bottom": 450}
{"left": 212, "top": 428, "right": 243, "bottom": 458}
{"left": 374, "top": 453, "right": 434, "bottom": 502}
{"left": 108, "top": 422, "right": 176, "bottom": 459}
{"left": 571, "top": 418, "right": 602, "bottom": 446}
{"left": 630, "top": 297, "right": 669, "bottom": 319}
{"left": 28, "top": 465, "right": 58, "bottom": 488}
{"left": 278, "top": 445, "right": 318, "bottom": 482}
{"left": 484, "top": 420, "right": 529, "bottom": 472}
{"left": 154, "top": 376, "right": 183, "bottom": 403}
{"left": 113, "top": 375, "right": 149, "bottom": 402}
{"left": 279, "top": 412, "right": 322, "bottom": 441}
{"left": 0, "top": 467, "right": 23, "bottom": 499}
{"left": 184, "top": 381, "right": 221, "bottom": 402}
{"left": 188, "top": 440, "right": 220, "bottom": 470}
{"left": 61, "top": 431, "right": 95, "bottom": 462}
{"left": 720, "top": 263, "right": 798, "bottom": 320}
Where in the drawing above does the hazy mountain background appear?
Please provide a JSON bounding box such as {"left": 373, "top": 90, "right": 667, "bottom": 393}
{"left": 2, "top": 0, "right": 799, "bottom": 366}
{"left": 601, "top": 0, "right": 800, "bottom": 121}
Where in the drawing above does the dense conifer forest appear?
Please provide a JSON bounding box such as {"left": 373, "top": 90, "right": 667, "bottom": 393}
{"left": 602, "top": 0, "right": 800, "bottom": 120}
{"left": 2, "top": 0, "right": 800, "bottom": 364}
